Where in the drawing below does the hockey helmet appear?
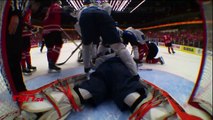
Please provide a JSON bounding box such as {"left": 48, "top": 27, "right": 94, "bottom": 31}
{"left": 137, "top": 30, "right": 146, "bottom": 44}
{"left": 83, "top": 0, "right": 98, "bottom": 4}
{"left": 101, "top": 2, "right": 112, "bottom": 15}
{"left": 125, "top": 27, "right": 147, "bottom": 45}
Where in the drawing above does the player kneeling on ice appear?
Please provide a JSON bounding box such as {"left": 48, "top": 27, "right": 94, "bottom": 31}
{"left": 17, "top": 53, "right": 175, "bottom": 120}
{"left": 122, "top": 27, "right": 165, "bottom": 65}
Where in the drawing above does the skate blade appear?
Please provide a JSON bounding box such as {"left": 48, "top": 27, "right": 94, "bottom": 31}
{"left": 48, "top": 69, "right": 61, "bottom": 73}
{"left": 23, "top": 73, "right": 32, "bottom": 76}
{"left": 30, "top": 69, "right": 37, "bottom": 72}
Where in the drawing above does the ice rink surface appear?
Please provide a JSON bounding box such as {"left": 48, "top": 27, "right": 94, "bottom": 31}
{"left": 24, "top": 41, "right": 202, "bottom": 120}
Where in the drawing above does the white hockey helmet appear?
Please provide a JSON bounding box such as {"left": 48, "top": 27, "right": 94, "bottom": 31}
{"left": 101, "top": 2, "right": 112, "bottom": 15}
{"left": 126, "top": 27, "right": 146, "bottom": 45}
{"left": 137, "top": 30, "right": 146, "bottom": 45}
{"left": 126, "top": 26, "right": 134, "bottom": 31}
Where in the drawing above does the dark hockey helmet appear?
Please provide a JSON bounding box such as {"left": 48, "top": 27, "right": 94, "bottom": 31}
{"left": 83, "top": 0, "right": 109, "bottom": 4}
{"left": 83, "top": 0, "right": 97, "bottom": 4}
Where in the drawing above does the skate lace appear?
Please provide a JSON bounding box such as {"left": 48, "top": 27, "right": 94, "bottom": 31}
{"left": 129, "top": 90, "right": 166, "bottom": 120}
{"left": 56, "top": 80, "right": 81, "bottom": 112}
{"left": 42, "top": 90, "right": 62, "bottom": 118}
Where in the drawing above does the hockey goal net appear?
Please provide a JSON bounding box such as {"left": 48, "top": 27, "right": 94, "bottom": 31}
{"left": 0, "top": 1, "right": 20, "bottom": 119}
{"left": 188, "top": 0, "right": 212, "bottom": 116}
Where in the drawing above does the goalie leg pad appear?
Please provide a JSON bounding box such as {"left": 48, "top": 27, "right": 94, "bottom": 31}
{"left": 38, "top": 104, "right": 72, "bottom": 120}
{"left": 21, "top": 91, "right": 67, "bottom": 113}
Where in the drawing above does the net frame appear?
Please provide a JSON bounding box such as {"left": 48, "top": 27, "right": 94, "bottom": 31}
{"left": 188, "top": 0, "right": 212, "bottom": 116}
{"left": 0, "top": 1, "right": 20, "bottom": 119}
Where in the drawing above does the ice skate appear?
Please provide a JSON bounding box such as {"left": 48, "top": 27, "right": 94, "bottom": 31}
{"left": 22, "top": 68, "right": 32, "bottom": 76}
{"left": 28, "top": 65, "right": 37, "bottom": 72}
{"left": 77, "top": 50, "right": 83, "bottom": 63}
{"left": 48, "top": 64, "right": 61, "bottom": 73}
{"left": 159, "top": 56, "right": 165, "bottom": 65}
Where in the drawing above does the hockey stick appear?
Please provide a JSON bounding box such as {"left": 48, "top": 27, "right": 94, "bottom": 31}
{"left": 60, "top": 28, "right": 79, "bottom": 48}
{"left": 57, "top": 42, "right": 82, "bottom": 66}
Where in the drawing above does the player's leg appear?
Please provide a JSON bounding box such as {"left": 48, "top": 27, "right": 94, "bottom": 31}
{"left": 146, "top": 51, "right": 164, "bottom": 65}
{"left": 74, "top": 72, "right": 108, "bottom": 106}
{"left": 114, "top": 77, "right": 173, "bottom": 120}
{"left": 24, "top": 36, "right": 37, "bottom": 71}
{"left": 79, "top": 10, "right": 99, "bottom": 73}
{"left": 171, "top": 45, "right": 175, "bottom": 54}
{"left": 44, "top": 33, "right": 61, "bottom": 72}
{"left": 110, "top": 43, "right": 138, "bottom": 75}
{"left": 51, "top": 31, "right": 63, "bottom": 69}
{"left": 21, "top": 36, "right": 32, "bottom": 75}
{"left": 97, "top": 12, "right": 138, "bottom": 75}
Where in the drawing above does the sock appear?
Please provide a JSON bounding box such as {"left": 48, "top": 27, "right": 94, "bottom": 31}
{"left": 130, "top": 94, "right": 146, "bottom": 112}
{"left": 124, "top": 92, "right": 140, "bottom": 107}
{"left": 73, "top": 86, "right": 89, "bottom": 104}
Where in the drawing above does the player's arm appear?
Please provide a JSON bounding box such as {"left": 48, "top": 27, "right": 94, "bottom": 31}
{"left": 143, "top": 44, "right": 149, "bottom": 57}
{"left": 8, "top": 0, "right": 23, "bottom": 34}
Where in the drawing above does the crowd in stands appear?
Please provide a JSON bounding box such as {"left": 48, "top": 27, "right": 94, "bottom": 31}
{"left": 144, "top": 28, "right": 204, "bottom": 48}
{"left": 30, "top": 28, "right": 204, "bottom": 49}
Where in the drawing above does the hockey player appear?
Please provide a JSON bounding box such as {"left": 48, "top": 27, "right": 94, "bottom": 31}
{"left": 122, "top": 27, "right": 147, "bottom": 63}
{"left": 4, "top": 0, "right": 41, "bottom": 94}
{"left": 42, "top": 0, "right": 63, "bottom": 72}
{"left": 21, "top": 7, "right": 37, "bottom": 75}
{"left": 73, "top": 56, "right": 153, "bottom": 113}
{"left": 79, "top": 0, "right": 138, "bottom": 75}
{"left": 122, "top": 27, "right": 164, "bottom": 65}
{"left": 143, "top": 41, "right": 165, "bottom": 65}
{"left": 163, "top": 34, "right": 175, "bottom": 54}
{"left": 20, "top": 55, "right": 157, "bottom": 120}
{"left": 5, "top": 0, "right": 30, "bottom": 93}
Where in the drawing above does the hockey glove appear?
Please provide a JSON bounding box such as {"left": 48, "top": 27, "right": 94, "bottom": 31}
{"left": 84, "top": 67, "right": 91, "bottom": 73}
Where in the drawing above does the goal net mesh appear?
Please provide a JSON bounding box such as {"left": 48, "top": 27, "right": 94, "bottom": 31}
{"left": 189, "top": 1, "right": 212, "bottom": 116}
{"left": 0, "top": 1, "right": 20, "bottom": 119}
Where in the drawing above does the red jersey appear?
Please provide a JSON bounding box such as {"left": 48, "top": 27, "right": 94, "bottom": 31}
{"left": 22, "top": 8, "right": 32, "bottom": 37}
{"left": 163, "top": 35, "right": 172, "bottom": 44}
{"left": 138, "top": 44, "right": 149, "bottom": 61}
{"left": 42, "top": 3, "right": 62, "bottom": 35}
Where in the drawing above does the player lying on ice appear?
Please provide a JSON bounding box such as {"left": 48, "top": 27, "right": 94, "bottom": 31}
{"left": 18, "top": 51, "right": 176, "bottom": 120}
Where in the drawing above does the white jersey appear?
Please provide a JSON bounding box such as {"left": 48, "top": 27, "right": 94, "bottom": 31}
{"left": 116, "top": 27, "right": 123, "bottom": 38}
{"left": 126, "top": 27, "right": 146, "bottom": 45}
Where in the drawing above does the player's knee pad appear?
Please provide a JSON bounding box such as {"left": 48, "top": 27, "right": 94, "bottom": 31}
{"left": 82, "top": 44, "right": 93, "bottom": 72}
{"left": 110, "top": 43, "right": 138, "bottom": 75}
{"left": 109, "top": 43, "right": 126, "bottom": 53}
